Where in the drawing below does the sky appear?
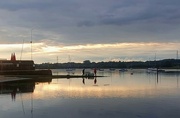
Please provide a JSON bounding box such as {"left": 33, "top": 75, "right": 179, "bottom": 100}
{"left": 0, "top": 0, "right": 180, "bottom": 63}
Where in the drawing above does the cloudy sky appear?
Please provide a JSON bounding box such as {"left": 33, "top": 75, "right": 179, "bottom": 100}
{"left": 0, "top": 0, "right": 180, "bottom": 63}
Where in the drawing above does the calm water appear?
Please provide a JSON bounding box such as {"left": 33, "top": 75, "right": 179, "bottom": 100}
{"left": 1, "top": 69, "right": 180, "bottom": 118}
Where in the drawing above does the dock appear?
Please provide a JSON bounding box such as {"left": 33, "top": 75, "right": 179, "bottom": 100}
{"left": 52, "top": 75, "right": 105, "bottom": 78}
{"left": 3, "top": 74, "right": 105, "bottom": 79}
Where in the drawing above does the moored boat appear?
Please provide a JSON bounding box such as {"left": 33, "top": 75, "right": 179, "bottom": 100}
{"left": 146, "top": 68, "right": 165, "bottom": 73}
{"left": 119, "top": 68, "right": 128, "bottom": 72}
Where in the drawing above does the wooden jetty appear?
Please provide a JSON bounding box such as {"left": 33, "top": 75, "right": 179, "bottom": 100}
{"left": 52, "top": 75, "right": 105, "bottom": 79}
{"left": 3, "top": 74, "right": 105, "bottom": 79}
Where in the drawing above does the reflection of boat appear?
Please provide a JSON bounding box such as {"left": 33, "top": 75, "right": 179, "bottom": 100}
{"left": 0, "top": 77, "right": 52, "bottom": 102}
{"left": 0, "top": 53, "right": 52, "bottom": 76}
{"left": 0, "top": 77, "right": 52, "bottom": 94}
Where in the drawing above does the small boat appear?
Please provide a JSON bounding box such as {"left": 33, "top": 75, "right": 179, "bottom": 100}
{"left": 66, "top": 68, "right": 75, "bottom": 72}
{"left": 66, "top": 68, "right": 75, "bottom": 75}
{"left": 146, "top": 68, "right": 165, "bottom": 73}
{"left": 146, "top": 68, "right": 157, "bottom": 73}
{"left": 98, "top": 69, "right": 104, "bottom": 71}
{"left": 109, "top": 68, "right": 115, "bottom": 71}
{"left": 119, "top": 68, "right": 128, "bottom": 72}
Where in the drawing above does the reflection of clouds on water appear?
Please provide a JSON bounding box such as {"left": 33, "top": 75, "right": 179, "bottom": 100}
{"left": 35, "top": 69, "right": 180, "bottom": 99}
{"left": 1, "top": 69, "right": 180, "bottom": 118}
{"left": 34, "top": 82, "right": 180, "bottom": 99}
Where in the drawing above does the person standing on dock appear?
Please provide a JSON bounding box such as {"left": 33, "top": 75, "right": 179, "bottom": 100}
{"left": 94, "top": 68, "right": 97, "bottom": 76}
{"left": 82, "top": 69, "right": 85, "bottom": 75}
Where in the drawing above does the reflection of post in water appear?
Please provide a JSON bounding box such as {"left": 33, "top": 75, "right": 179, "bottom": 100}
{"left": 176, "top": 50, "right": 179, "bottom": 88}
{"left": 20, "top": 90, "right": 25, "bottom": 115}
{"left": 11, "top": 87, "right": 17, "bottom": 101}
{"left": 156, "top": 67, "right": 159, "bottom": 84}
{"left": 31, "top": 92, "right": 33, "bottom": 118}
{"left": 176, "top": 73, "right": 179, "bottom": 88}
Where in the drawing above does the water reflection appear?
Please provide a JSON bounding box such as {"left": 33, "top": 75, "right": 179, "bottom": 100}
{"left": 32, "top": 71, "right": 180, "bottom": 99}
{"left": 82, "top": 78, "right": 85, "bottom": 84}
{"left": 0, "top": 77, "right": 52, "bottom": 101}
{"left": 1, "top": 69, "right": 180, "bottom": 118}
{"left": 94, "top": 78, "right": 97, "bottom": 84}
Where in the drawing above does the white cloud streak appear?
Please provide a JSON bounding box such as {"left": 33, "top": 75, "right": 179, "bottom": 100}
{"left": 0, "top": 42, "right": 179, "bottom": 63}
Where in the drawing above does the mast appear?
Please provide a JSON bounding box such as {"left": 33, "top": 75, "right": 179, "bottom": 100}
{"left": 20, "top": 39, "right": 24, "bottom": 60}
{"left": 177, "top": 50, "right": 179, "bottom": 69}
{"left": 57, "top": 56, "right": 59, "bottom": 64}
{"left": 177, "top": 50, "right": 179, "bottom": 60}
{"left": 154, "top": 53, "right": 156, "bottom": 68}
{"left": 31, "top": 29, "right": 34, "bottom": 60}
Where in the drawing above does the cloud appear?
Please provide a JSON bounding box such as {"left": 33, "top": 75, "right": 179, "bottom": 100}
{"left": 0, "top": 0, "right": 180, "bottom": 63}
{"left": 0, "top": 0, "right": 179, "bottom": 44}
{"left": 1, "top": 42, "right": 179, "bottom": 63}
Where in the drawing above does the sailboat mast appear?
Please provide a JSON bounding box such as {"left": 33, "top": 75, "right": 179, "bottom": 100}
{"left": 20, "top": 39, "right": 24, "bottom": 60}
{"left": 177, "top": 50, "right": 179, "bottom": 60}
{"left": 68, "top": 55, "right": 71, "bottom": 62}
{"left": 31, "top": 29, "right": 33, "bottom": 60}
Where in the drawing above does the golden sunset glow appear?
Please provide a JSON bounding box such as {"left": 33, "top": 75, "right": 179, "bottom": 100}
{"left": 0, "top": 42, "right": 179, "bottom": 63}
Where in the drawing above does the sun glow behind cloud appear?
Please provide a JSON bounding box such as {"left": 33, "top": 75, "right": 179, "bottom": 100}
{"left": 0, "top": 42, "right": 179, "bottom": 63}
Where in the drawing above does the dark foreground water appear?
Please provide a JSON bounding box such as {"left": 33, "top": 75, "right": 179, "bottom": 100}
{"left": 1, "top": 69, "right": 180, "bottom": 118}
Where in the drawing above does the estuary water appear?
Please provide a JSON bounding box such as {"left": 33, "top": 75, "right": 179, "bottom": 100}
{"left": 0, "top": 69, "right": 180, "bottom": 118}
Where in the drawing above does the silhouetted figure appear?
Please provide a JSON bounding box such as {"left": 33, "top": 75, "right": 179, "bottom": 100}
{"left": 82, "top": 69, "right": 85, "bottom": 75}
{"left": 94, "top": 68, "right": 97, "bottom": 76}
{"left": 94, "top": 78, "right": 97, "bottom": 84}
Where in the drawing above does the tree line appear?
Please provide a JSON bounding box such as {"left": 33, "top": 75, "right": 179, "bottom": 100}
{"left": 35, "top": 59, "right": 180, "bottom": 69}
